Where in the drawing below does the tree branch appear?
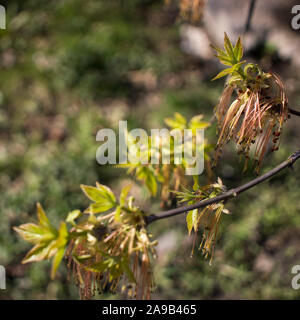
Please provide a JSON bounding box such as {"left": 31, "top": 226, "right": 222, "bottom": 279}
{"left": 244, "top": 0, "right": 257, "bottom": 33}
{"left": 146, "top": 149, "right": 300, "bottom": 225}
{"left": 289, "top": 107, "right": 300, "bottom": 117}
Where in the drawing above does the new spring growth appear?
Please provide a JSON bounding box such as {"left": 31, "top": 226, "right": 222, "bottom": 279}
{"left": 212, "top": 33, "right": 289, "bottom": 174}
{"left": 14, "top": 183, "right": 157, "bottom": 300}
{"left": 173, "top": 177, "right": 230, "bottom": 264}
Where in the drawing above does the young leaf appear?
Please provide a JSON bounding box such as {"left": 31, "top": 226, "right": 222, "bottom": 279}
{"left": 13, "top": 223, "right": 56, "bottom": 244}
{"left": 189, "top": 115, "right": 210, "bottom": 130}
{"left": 81, "top": 184, "right": 115, "bottom": 204}
{"left": 95, "top": 182, "right": 116, "bottom": 203}
{"left": 233, "top": 36, "right": 243, "bottom": 61}
{"left": 120, "top": 184, "right": 132, "bottom": 206}
{"left": 145, "top": 170, "right": 157, "bottom": 196}
{"left": 66, "top": 210, "right": 82, "bottom": 226}
{"left": 114, "top": 206, "right": 122, "bottom": 223}
{"left": 22, "top": 242, "right": 55, "bottom": 264}
{"left": 223, "top": 32, "right": 235, "bottom": 62}
{"left": 56, "top": 222, "right": 68, "bottom": 248}
{"left": 211, "top": 67, "right": 234, "bottom": 81}
{"left": 164, "top": 112, "right": 187, "bottom": 129}
{"left": 85, "top": 201, "right": 116, "bottom": 214}
{"left": 51, "top": 246, "right": 65, "bottom": 280}
{"left": 186, "top": 209, "right": 198, "bottom": 235}
{"left": 50, "top": 222, "right": 68, "bottom": 279}
{"left": 81, "top": 183, "right": 117, "bottom": 214}
{"left": 136, "top": 167, "right": 157, "bottom": 196}
{"left": 37, "top": 203, "right": 51, "bottom": 229}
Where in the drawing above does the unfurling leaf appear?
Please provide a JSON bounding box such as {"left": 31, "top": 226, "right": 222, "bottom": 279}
{"left": 22, "top": 242, "right": 57, "bottom": 264}
{"left": 120, "top": 184, "right": 132, "bottom": 206}
{"left": 81, "top": 183, "right": 117, "bottom": 214}
{"left": 211, "top": 67, "right": 234, "bottom": 81}
{"left": 14, "top": 205, "right": 69, "bottom": 279}
{"left": 85, "top": 201, "right": 116, "bottom": 214}
{"left": 186, "top": 209, "right": 198, "bottom": 235}
{"left": 145, "top": 170, "right": 157, "bottom": 196}
{"left": 81, "top": 183, "right": 116, "bottom": 204}
{"left": 51, "top": 247, "right": 65, "bottom": 280}
{"left": 136, "top": 167, "right": 157, "bottom": 196}
{"left": 189, "top": 115, "right": 210, "bottom": 130}
{"left": 66, "top": 210, "right": 82, "bottom": 226}
{"left": 13, "top": 223, "right": 56, "bottom": 244}
{"left": 37, "top": 203, "right": 52, "bottom": 229}
{"left": 164, "top": 112, "right": 187, "bottom": 129}
{"left": 211, "top": 33, "right": 245, "bottom": 81}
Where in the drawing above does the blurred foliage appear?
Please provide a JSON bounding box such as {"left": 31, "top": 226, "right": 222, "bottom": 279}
{"left": 1, "top": 0, "right": 300, "bottom": 300}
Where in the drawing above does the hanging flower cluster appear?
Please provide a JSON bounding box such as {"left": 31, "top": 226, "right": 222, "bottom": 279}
{"left": 15, "top": 183, "right": 157, "bottom": 300}
{"left": 173, "top": 178, "right": 230, "bottom": 263}
{"left": 212, "top": 33, "right": 290, "bottom": 173}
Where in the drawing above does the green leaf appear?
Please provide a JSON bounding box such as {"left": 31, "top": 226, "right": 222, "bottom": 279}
{"left": 66, "top": 210, "right": 82, "bottom": 226}
{"left": 85, "top": 201, "right": 116, "bottom": 214}
{"left": 81, "top": 183, "right": 117, "bottom": 214}
{"left": 14, "top": 204, "right": 58, "bottom": 245}
{"left": 81, "top": 185, "right": 104, "bottom": 202}
{"left": 13, "top": 223, "right": 56, "bottom": 244}
{"left": 114, "top": 206, "right": 122, "bottom": 222}
{"left": 56, "top": 222, "right": 68, "bottom": 247}
{"left": 233, "top": 36, "right": 243, "bottom": 61}
{"left": 145, "top": 170, "right": 157, "bottom": 196}
{"left": 136, "top": 167, "right": 157, "bottom": 196}
{"left": 186, "top": 209, "right": 198, "bottom": 235}
{"left": 224, "top": 32, "right": 235, "bottom": 62}
{"left": 95, "top": 182, "right": 116, "bottom": 203}
{"left": 174, "top": 112, "right": 187, "bottom": 125}
{"left": 192, "top": 175, "right": 199, "bottom": 191}
{"left": 51, "top": 246, "right": 65, "bottom": 279}
{"left": 232, "top": 60, "right": 246, "bottom": 72}
{"left": 210, "top": 45, "right": 226, "bottom": 57}
{"left": 218, "top": 55, "right": 235, "bottom": 66}
{"left": 81, "top": 183, "right": 116, "bottom": 204}
{"left": 211, "top": 67, "right": 234, "bottom": 81}
{"left": 120, "top": 184, "right": 131, "bottom": 206}
{"left": 164, "top": 112, "right": 187, "bottom": 129}
{"left": 49, "top": 222, "right": 68, "bottom": 279}
{"left": 22, "top": 242, "right": 56, "bottom": 264}
{"left": 189, "top": 115, "right": 210, "bottom": 130}
{"left": 212, "top": 33, "right": 244, "bottom": 70}
{"left": 37, "top": 203, "right": 51, "bottom": 229}
{"left": 14, "top": 206, "right": 69, "bottom": 280}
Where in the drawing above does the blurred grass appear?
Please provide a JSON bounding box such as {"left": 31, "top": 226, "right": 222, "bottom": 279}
{"left": 1, "top": 0, "right": 300, "bottom": 300}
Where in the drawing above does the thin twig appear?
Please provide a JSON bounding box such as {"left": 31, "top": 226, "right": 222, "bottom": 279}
{"left": 289, "top": 107, "right": 300, "bottom": 117}
{"left": 146, "top": 149, "right": 300, "bottom": 225}
{"left": 244, "top": 0, "right": 257, "bottom": 34}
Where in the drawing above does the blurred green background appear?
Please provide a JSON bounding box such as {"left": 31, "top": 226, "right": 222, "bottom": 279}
{"left": 0, "top": 0, "right": 300, "bottom": 300}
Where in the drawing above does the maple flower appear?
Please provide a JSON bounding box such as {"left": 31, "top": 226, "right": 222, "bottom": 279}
{"left": 174, "top": 178, "right": 230, "bottom": 263}
{"left": 212, "top": 33, "right": 289, "bottom": 173}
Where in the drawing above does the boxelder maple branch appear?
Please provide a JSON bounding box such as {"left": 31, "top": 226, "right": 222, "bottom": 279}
{"left": 146, "top": 148, "right": 300, "bottom": 225}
